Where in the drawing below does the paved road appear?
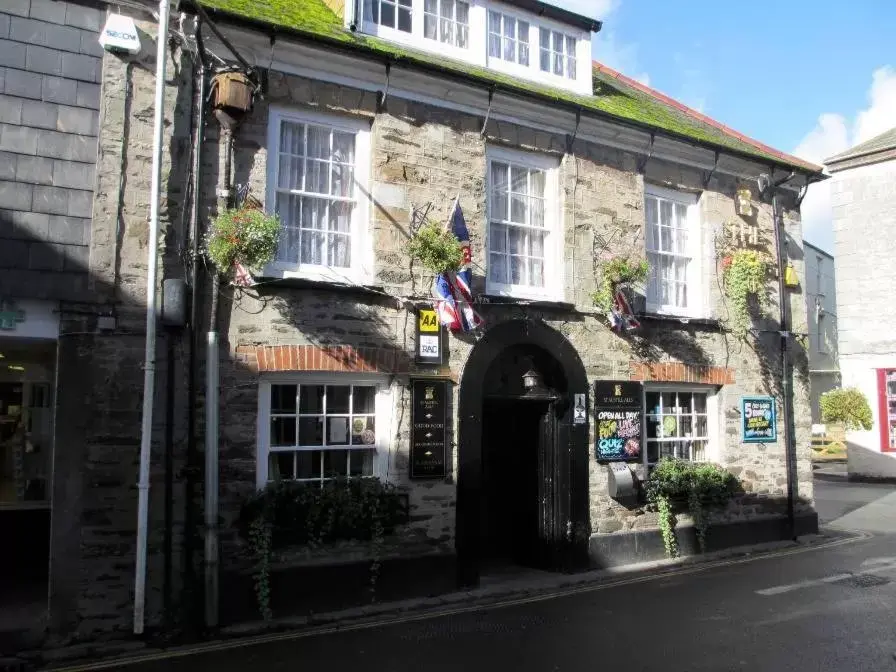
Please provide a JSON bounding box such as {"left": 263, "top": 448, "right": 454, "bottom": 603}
{"left": 119, "top": 473, "right": 896, "bottom": 672}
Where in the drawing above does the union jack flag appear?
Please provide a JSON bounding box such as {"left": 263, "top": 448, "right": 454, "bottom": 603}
{"left": 433, "top": 198, "right": 483, "bottom": 332}
{"left": 608, "top": 288, "right": 641, "bottom": 333}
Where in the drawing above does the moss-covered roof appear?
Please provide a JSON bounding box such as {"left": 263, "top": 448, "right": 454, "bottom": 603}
{"left": 197, "top": 0, "right": 822, "bottom": 174}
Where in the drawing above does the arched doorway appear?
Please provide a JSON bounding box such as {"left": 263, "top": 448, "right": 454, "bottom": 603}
{"left": 456, "top": 319, "right": 589, "bottom": 586}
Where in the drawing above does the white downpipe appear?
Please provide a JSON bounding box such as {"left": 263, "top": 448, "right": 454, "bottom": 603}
{"left": 134, "top": 0, "right": 171, "bottom": 636}
{"left": 204, "top": 331, "right": 219, "bottom": 627}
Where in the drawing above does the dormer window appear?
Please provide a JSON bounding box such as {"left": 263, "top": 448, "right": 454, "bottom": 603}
{"left": 488, "top": 11, "right": 530, "bottom": 66}
{"left": 365, "top": 0, "right": 412, "bottom": 32}
{"left": 539, "top": 28, "right": 576, "bottom": 79}
{"left": 426, "top": 0, "right": 470, "bottom": 48}
{"left": 353, "top": 0, "right": 599, "bottom": 96}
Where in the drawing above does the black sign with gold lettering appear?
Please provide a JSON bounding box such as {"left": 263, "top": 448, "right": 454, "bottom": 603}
{"left": 594, "top": 380, "right": 643, "bottom": 462}
{"left": 410, "top": 379, "right": 448, "bottom": 479}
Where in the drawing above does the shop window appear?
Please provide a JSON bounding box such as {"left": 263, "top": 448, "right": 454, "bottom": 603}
{"left": 256, "top": 378, "right": 390, "bottom": 488}
{"left": 266, "top": 107, "right": 371, "bottom": 283}
{"left": 1, "top": 381, "right": 52, "bottom": 505}
{"left": 644, "top": 185, "right": 704, "bottom": 317}
{"left": 645, "top": 388, "right": 714, "bottom": 466}
{"left": 877, "top": 369, "right": 896, "bottom": 453}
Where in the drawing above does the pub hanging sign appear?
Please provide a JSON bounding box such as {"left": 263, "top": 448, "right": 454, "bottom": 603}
{"left": 410, "top": 379, "right": 448, "bottom": 479}
{"left": 595, "top": 381, "right": 643, "bottom": 462}
{"left": 415, "top": 307, "right": 443, "bottom": 365}
{"left": 741, "top": 396, "right": 777, "bottom": 443}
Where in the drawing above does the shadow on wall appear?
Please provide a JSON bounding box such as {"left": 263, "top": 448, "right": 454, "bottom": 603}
{"left": 847, "top": 442, "right": 896, "bottom": 482}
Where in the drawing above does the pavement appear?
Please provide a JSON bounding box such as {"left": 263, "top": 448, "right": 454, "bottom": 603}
{"left": 36, "top": 467, "right": 896, "bottom": 672}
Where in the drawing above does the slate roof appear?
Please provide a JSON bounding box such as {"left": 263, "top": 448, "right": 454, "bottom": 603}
{"left": 825, "top": 127, "right": 896, "bottom": 165}
{"left": 193, "top": 0, "right": 823, "bottom": 174}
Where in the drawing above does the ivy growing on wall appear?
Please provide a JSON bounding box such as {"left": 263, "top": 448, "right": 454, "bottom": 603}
{"left": 721, "top": 249, "right": 769, "bottom": 339}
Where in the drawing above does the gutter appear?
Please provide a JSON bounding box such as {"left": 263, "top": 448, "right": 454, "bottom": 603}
{"left": 184, "top": 2, "right": 824, "bottom": 181}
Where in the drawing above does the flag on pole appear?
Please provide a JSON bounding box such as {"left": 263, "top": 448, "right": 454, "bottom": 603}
{"left": 608, "top": 287, "right": 641, "bottom": 332}
{"left": 433, "top": 198, "right": 483, "bottom": 332}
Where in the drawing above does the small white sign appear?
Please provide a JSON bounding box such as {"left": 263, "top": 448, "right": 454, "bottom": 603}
{"left": 419, "top": 334, "right": 440, "bottom": 358}
{"left": 573, "top": 393, "right": 586, "bottom": 424}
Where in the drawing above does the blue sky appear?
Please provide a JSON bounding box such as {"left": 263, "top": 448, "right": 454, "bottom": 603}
{"left": 555, "top": 0, "right": 896, "bottom": 253}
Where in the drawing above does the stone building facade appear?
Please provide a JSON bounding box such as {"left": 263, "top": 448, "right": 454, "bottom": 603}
{"left": 2, "top": 0, "right": 825, "bottom": 647}
{"left": 803, "top": 240, "right": 838, "bottom": 424}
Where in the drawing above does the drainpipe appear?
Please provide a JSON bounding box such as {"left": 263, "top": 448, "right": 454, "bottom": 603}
{"left": 770, "top": 179, "right": 798, "bottom": 540}
{"left": 134, "top": 0, "right": 171, "bottom": 636}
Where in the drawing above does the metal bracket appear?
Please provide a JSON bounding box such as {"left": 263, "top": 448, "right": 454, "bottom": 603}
{"left": 377, "top": 62, "right": 391, "bottom": 113}
{"left": 796, "top": 183, "right": 810, "bottom": 208}
{"left": 479, "top": 85, "right": 496, "bottom": 138}
{"left": 637, "top": 132, "right": 655, "bottom": 173}
{"left": 565, "top": 108, "right": 581, "bottom": 153}
{"left": 702, "top": 151, "right": 720, "bottom": 189}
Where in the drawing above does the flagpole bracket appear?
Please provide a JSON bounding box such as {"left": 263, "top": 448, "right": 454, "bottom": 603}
{"left": 377, "top": 62, "right": 391, "bottom": 113}
{"left": 637, "top": 132, "right": 655, "bottom": 174}
{"left": 479, "top": 85, "right": 496, "bottom": 138}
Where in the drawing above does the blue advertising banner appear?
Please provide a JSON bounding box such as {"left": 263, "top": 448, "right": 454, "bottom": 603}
{"left": 742, "top": 396, "right": 777, "bottom": 443}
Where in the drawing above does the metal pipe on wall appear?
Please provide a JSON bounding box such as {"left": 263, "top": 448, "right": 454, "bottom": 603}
{"left": 134, "top": 0, "right": 171, "bottom": 636}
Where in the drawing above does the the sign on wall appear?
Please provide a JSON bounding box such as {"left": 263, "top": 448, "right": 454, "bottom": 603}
{"left": 410, "top": 379, "right": 448, "bottom": 479}
{"left": 742, "top": 396, "right": 777, "bottom": 443}
{"left": 415, "top": 308, "right": 443, "bottom": 365}
{"left": 594, "top": 381, "right": 643, "bottom": 461}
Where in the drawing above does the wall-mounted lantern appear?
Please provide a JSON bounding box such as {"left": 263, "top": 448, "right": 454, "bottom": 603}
{"left": 522, "top": 368, "right": 543, "bottom": 392}
{"left": 735, "top": 188, "right": 753, "bottom": 217}
{"left": 784, "top": 262, "right": 800, "bottom": 288}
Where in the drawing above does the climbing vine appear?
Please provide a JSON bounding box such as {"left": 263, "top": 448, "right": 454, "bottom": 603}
{"left": 592, "top": 256, "right": 649, "bottom": 313}
{"left": 645, "top": 458, "right": 740, "bottom": 557}
{"left": 721, "top": 249, "right": 769, "bottom": 339}
{"left": 241, "top": 479, "right": 404, "bottom": 619}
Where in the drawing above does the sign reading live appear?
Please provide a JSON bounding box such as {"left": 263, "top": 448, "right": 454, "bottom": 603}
{"left": 415, "top": 308, "right": 443, "bottom": 365}
{"left": 594, "top": 381, "right": 643, "bottom": 462}
{"left": 410, "top": 379, "right": 448, "bottom": 479}
{"left": 742, "top": 396, "right": 777, "bottom": 443}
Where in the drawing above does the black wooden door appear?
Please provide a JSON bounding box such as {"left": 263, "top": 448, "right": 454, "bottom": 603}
{"left": 535, "top": 402, "right": 559, "bottom": 569}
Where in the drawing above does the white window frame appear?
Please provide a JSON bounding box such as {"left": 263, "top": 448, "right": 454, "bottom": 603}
{"left": 642, "top": 385, "right": 720, "bottom": 467}
{"left": 265, "top": 106, "right": 373, "bottom": 284}
{"left": 487, "top": 8, "right": 531, "bottom": 68}
{"left": 256, "top": 374, "right": 393, "bottom": 490}
{"left": 644, "top": 184, "right": 704, "bottom": 318}
{"left": 538, "top": 26, "right": 577, "bottom": 81}
{"left": 353, "top": 0, "right": 593, "bottom": 95}
{"left": 485, "top": 146, "right": 562, "bottom": 301}
{"left": 424, "top": 0, "right": 471, "bottom": 49}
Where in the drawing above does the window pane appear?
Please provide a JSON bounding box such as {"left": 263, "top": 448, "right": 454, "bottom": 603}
{"left": 353, "top": 386, "right": 376, "bottom": 414}
{"left": 519, "top": 40, "right": 529, "bottom": 66}
{"left": 679, "top": 415, "right": 692, "bottom": 437}
{"left": 508, "top": 226, "right": 525, "bottom": 254}
{"left": 646, "top": 392, "right": 661, "bottom": 414}
{"left": 695, "top": 415, "right": 708, "bottom": 436}
{"left": 271, "top": 417, "right": 296, "bottom": 446}
{"left": 530, "top": 258, "right": 544, "bottom": 286}
{"left": 300, "top": 385, "right": 325, "bottom": 413}
{"left": 488, "top": 32, "right": 500, "bottom": 57}
{"left": 327, "top": 385, "right": 350, "bottom": 413}
{"left": 691, "top": 441, "right": 707, "bottom": 462}
{"left": 660, "top": 200, "right": 672, "bottom": 226}
{"left": 269, "top": 452, "right": 294, "bottom": 481}
{"left": 280, "top": 121, "right": 304, "bottom": 154}
{"left": 278, "top": 155, "right": 303, "bottom": 190}
{"left": 504, "top": 36, "right": 514, "bottom": 61}
{"left": 510, "top": 256, "right": 525, "bottom": 284}
{"left": 645, "top": 196, "right": 658, "bottom": 225}
{"left": 297, "top": 450, "right": 322, "bottom": 480}
{"left": 510, "top": 193, "right": 527, "bottom": 224}
{"left": 510, "top": 165, "right": 527, "bottom": 193}
{"left": 693, "top": 394, "right": 707, "bottom": 413}
{"left": 299, "top": 417, "right": 324, "bottom": 446}
{"left": 678, "top": 392, "right": 694, "bottom": 412}
{"left": 324, "top": 450, "right": 348, "bottom": 478}
{"left": 332, "top": 131, "right": 354, "bottom": 164}
{"left": 519, "top": 21, "right": 529, "bottom": 43}
{"left": 275, "top": 193, "right": 300, "bottom": 262}
{"left": 647, "top": 442, "right": 659, "bottom": 463}
{"left": 530, "top": 229, "right": 544, "bottom": 257}
{"left": 327, "top": 417, "right": 350, "bottom": 445}
{"left": 424, "top": 13, "right": 437, "bottom": 38}
{"left": 457, "top": 1, "right": 468, "bottom": 24}
{"left": 349, "top": 449, "right": 375, "bottom": 477}
{"left": 271, "top": 385, "right": 297, "bottom": 413}
{"left": 567, "top": 56, "right": 576, "bottom": 79}
{"left": 490, "top": 223, "right": 507, "bottom": 252}
{"left": 425, "top": 0, "right": 436, "bottom": 11}
{"left": 351, "top": 416, "right": 376, "bottom": 445}
{"left": 491, "top": 163, "right": 508, "bottom": 217}
{"left": 540, "top": 27, "right": 550, "bottom": 49}
{"left": 566, "top": 35, "right": 576, "bottom": 56}
{"left": 489, "top": 252, "right": 507, "bottom": 282}
{"left": 381, "top": 1, "right": 395, "bottom": 26}
{"left": 529, "top": 169, "right": 545, "bottom": 197}
{"left": 675, "top": 203, "right": 688, "bottom": 225}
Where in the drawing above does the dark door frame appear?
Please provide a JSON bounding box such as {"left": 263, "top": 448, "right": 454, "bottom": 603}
{"left": 456, "top": 319, "right": 590, "bottom": 587}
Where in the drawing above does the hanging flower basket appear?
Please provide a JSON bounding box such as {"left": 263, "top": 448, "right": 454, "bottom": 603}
{"left": 205, "top": 207, "right": 281, "bottom": 286}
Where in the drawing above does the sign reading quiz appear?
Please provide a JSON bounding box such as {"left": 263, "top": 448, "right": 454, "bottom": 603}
{"left": 741, "top": 396, "right": 777, "bottom": 443}
{"left": 594, "top": 381, "right": 643, "bottom": 461}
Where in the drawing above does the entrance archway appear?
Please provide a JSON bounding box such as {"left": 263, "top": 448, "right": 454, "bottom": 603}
{"left": 456, "top": 319, "right": 589, "bottom": 586}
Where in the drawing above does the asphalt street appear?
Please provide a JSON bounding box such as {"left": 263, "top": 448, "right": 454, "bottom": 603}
{"left": 113, "top": 466, "right": 896, "bottom": 672}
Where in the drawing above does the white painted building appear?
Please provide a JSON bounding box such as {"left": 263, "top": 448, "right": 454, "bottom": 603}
{"left": 826, "top": 127, "right": 896, "bottom": 480}
{"left": 803, "top": 241, "right": 839, "bottom": 423}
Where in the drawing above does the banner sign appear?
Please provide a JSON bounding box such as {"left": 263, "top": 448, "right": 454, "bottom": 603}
{"left": 594, "top": 381, "right": 643, "bottom": 461}
{"left": 742, "top": 396, "right": 777, "bottom": 443}
{"left": 415, "top": 308, "right": 443, "bottom": 365}
{"left": 410, "top": 379, "right": 448, "bottom": 479}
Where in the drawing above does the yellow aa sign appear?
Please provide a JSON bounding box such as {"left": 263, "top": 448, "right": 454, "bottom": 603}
{"left": 418, "top": 309, "right": 439, "bottom": 332}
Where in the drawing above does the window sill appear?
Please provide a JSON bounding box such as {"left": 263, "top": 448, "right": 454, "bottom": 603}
{"left": 253, "top": 274, "right": 390, "bottom": 298}
{"left": 636, "top": 312, "right": 721, "bottom": 328}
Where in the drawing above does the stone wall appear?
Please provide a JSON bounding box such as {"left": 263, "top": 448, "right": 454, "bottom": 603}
{"left": 205, "top": 68, "right": 813, "bottom": 570}
{"left": 0, "top": 0, "right": 104, "bottom": 301}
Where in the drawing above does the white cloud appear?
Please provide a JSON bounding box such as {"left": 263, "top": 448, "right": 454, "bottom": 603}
{"left": 793, "top": 66, "right": 896, "bottom": 253}
{"left": 592, "top": 30, "right": 650, "bottom": 86}
{"left": 550, "top": 0, "right": 617, "bottom": 20}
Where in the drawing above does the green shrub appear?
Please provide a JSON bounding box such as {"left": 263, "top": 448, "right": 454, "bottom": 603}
{"left": 820, "top": 387, "right": 873, "bottom": 431}
{"left": 644, "top": 458, "right": 740, "bottom": 557}
{"left": 205, "top": 207, "right": 281, "bottom": 273}
{"left": 407, "top": 221, "right": 464, "bottom": 274}
{"left": 592, "top": 256, "right": 649, "bottom": 313}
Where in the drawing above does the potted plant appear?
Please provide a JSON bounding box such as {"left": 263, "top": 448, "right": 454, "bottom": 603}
{"left": 407, "top": 220, "right": 464, "bottom": 275}
{"left": 205, "top": 206, "right": 281, "bottom": 285}
{"left": 721, "top": 249, "right": 769, "bottom": 339}
{"left": 644, "top": 458, "right": 740, "bottom": 558}
{"left": 591, "top": 256, "right": 649, "bottom": 313}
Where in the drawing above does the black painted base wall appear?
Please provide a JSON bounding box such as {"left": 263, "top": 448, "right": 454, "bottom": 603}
{"left": 220, "top": 553, "right": 457, "bottom": 625}
{"left": 588, "top": 513, "right": 819, "bottom": 568}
